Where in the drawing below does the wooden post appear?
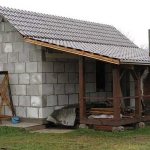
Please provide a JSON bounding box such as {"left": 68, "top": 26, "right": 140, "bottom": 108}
{"left": 79, "top": 56, "right": 86, "bottom": 121}
{"left": 113, "top": 65, "right": 121, "bottom": 121}
{"left": 135, "top": 74, "right": 142, "bottom": 119}
{"left": 130, "top": 70, "right": 142, "bottom": 119}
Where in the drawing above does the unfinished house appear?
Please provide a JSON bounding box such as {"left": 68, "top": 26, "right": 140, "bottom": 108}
{"left": 0, "top": 6, "right": 150, "bottom": 130}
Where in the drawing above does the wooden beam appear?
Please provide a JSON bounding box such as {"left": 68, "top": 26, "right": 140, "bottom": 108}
{"left": 121, "top": 65, "right": 134, "bottom": 70}
{"left": 135, "top": 73, "right": 142, "bottom": 119}
{"left": 79, "top": 57, "right": 86, "bottom": 121}
{"left": 91, "top": 108, "right": 114, "bottom": 111}
{"left": 94, "top": 125, "right": 113, "bottom": 131}
{"left": 24, "top": 38, "right": 120, "bottom": 64}
{"left": 81, "top": 117, "right": 141, "bottom": 126}
{"left": 129, "top": 69, "right": 142, "bottom": 119}
{"left": 80, "top": 118, "right": 120, "bottom": 126}
{"left": 113, "top": 65, "right": 121, "bottom": 121}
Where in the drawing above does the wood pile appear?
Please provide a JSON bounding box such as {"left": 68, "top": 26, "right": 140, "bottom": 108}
{"left": 90, "top": 108, "right": 114, "bottom": 115}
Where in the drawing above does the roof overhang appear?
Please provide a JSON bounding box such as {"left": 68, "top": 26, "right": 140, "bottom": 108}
{"left": 24, "top": 38, "right": 120, "bottom": 65}
{"left": 120, "top": 61, "right": 150, "bottom": 66}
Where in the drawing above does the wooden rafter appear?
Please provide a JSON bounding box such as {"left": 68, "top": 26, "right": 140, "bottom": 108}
{"left": 24, "top": 38, "right": 120, "bottom": 64}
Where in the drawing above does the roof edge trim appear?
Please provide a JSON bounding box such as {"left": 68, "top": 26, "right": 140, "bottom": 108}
{"left": 120, "top": 61, "right": 150, "bottom": 66}
{"left": 24, "top": 38, "right": 120, "bottom": 64}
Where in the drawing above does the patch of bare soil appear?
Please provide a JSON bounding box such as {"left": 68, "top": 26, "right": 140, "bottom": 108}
{"left": 132, "top": 136, "right": 150, "bottom": 143}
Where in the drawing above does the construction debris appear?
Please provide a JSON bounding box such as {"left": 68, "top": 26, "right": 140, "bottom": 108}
{"left": 47, "top": 106, "right": 76, "bottom": 126}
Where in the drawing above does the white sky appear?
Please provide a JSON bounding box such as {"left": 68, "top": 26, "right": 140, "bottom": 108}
{"left": 0, "top": 0, "right": 150, "bottom": 48}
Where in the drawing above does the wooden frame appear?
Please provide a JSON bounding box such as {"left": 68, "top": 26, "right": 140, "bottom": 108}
{"left": 24, "top": 37, "right": 150, "bottom": 130}
{"left": 0, "top": 71, "right": 16, "bottom": 121}
{"left": 78, "top": 62, "right": 150, "bottom": 129}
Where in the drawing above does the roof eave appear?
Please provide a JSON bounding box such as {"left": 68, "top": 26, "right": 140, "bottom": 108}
{"left": 120, "top": 61, "right": 150, "bottom": 66}
{"left": 24, "top": 37, "right": 120, "bottom": 65}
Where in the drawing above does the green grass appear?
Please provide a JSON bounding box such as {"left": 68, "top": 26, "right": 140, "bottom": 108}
{"left": 0, "top": 126, "right": 150, "bottom": 150}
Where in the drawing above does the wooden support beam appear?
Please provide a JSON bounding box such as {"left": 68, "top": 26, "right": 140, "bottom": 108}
{"left": 113, "top": 66, "right": 121, "bottom": 121}
{"left": 81, "top": 117, "right": 141, "bottom": 126}
{"left": 129, "top": 69, "right": 142, "bottom": 119}
{"left": 135, "top": 73, "right": 142, "bottom": 119}
{"left": 79, "top": 57, "right": 86, "bottom": 121}
{"left": 24, "top": 38, "right": 120, "bottom": 64}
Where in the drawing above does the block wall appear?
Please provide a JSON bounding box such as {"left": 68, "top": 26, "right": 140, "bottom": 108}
{"left": 42, "top": 49, "right": 113, "bottom": 116}
{"left": 0, "top": 18, "right": 45, "bottom": 118}
{"left": 0, "top": 18, "right": 113, "bottom": 119}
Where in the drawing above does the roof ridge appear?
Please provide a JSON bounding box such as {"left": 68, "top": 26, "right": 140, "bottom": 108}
{"left": 0, "top": 5, "right": 113, "bottom": 29}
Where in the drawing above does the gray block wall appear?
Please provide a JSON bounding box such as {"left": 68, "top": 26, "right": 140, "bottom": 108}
{"left": 0, "top": 18, "right": 46, "bottom": 119}
{"left": 0, "top": 18, "right": 112, "bottom": 120}
{"left": 42, "top": 49, "right": 113, "bottom": 111}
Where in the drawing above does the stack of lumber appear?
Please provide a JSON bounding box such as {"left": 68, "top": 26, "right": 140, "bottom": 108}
{"left": 90, "top": 108, "right": 114, "bottom": 115}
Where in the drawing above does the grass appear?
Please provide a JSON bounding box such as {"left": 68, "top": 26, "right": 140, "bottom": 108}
{"left": 0, "top": 126, "right": 150, "bottom": 150}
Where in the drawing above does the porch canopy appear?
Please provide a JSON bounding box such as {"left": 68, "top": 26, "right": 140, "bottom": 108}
{"left": 1, "top": 6, "right": 150, "bottom": 129}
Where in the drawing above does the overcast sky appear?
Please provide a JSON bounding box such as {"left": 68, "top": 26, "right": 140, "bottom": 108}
{"left": 0, "top": 0, "right": 150, "bottom": 48}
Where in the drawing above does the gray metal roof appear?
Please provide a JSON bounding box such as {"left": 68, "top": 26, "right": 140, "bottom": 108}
{"left": 0, "top": 6, "right": 150, "bottom": 64}
{"left": 33, "top": 37, "right": 150, "bottom": 64}
{"left": 0, "top": 6, "right": 137, "bottom": 47}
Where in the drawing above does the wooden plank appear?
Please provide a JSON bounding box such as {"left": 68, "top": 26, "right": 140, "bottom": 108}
{"left": 0, "top": 115, "right": 12, "bottom": 119}
{"left": 24, "top": 38, "right": 120, "bottom": 64}
{"left": 91, "top": 108, "right": 114, "bottom": 111}
{"left": 85, "top": 95, "right": 142, "bottom": 100}
{"left": 79, "top": 57, "right": 86, "bottom": 121}
{"left": 94, "top": 125, "right": 113, "bottom": 131}
{"left": 81, "top": 118, "right": 140, "bottom": 126}
{"left": 84, "top": 96, "right": 106, "bottom": 101}
{"left": 81, "top": 118, "right": 121, "bottom": 126}
{"left": 141, "top": 115, "right": 150, "bottom": 122}
{"left": 90, "top": 111, "right": 114, "bottom": 115}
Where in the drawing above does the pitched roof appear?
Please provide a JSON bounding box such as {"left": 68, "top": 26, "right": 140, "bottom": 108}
{"left": 32, "top": 37, "right": 150, "bottom": 64}
{"left": 0, "top": 6, "right": 150, "bottom": 64}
